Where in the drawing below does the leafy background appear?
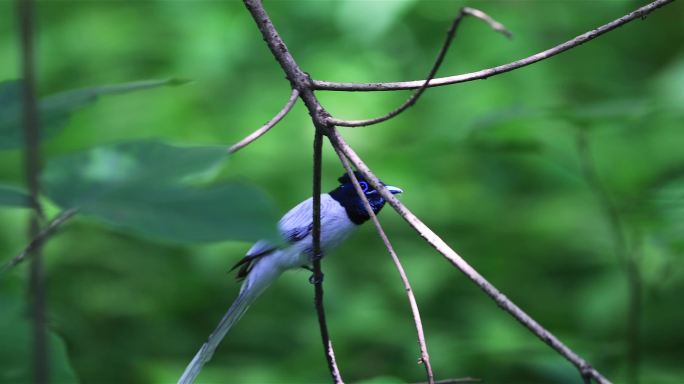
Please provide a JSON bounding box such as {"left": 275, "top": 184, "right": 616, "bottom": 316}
{"left": 1, "top": 0, "right": 683, "bottom": 383}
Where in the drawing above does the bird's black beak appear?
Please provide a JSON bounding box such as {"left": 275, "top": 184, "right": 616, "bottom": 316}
{"left": 385, "top": 185, "right": 403, "bottom": 195}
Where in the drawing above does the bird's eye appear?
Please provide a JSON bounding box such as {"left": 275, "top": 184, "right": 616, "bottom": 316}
{"left": 359, "top": 181, "right": 369, "bottom": 192}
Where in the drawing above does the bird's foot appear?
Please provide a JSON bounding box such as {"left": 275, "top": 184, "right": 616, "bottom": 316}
{"left": 309, "top": 272, "right": 324, "bottom": 284}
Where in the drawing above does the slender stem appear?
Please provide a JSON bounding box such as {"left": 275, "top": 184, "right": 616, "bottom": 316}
{"left": 328, "top": 129, "right": 611, "bottom": 384}
{"left": 1, "top": 208, "right": 79, "bottom": 275}
{"left": 228, "top": 89, "right": 299, "bottom": 154}
{"left": 312, "top": 130, "right": 344, "bottom": 383}
{"left": 576, "top": 131, "right": 642, "bottom": 384}
{"left": 17, "top": 0, "right": 48, "bottom": 382}
{"left": 313, "top": 0, "right": 674, "bottom": 92}
{"left": 417, "top": 378, "right": 482, "bottom": 384}
{"left": 328, "top": 8, "right": 510, "bottom": 128}
{"left": 332, "top": 143, "right": 434, "bottom": 384}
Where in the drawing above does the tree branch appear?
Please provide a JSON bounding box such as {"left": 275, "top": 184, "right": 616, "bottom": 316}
{"left": 332, "top": 144, "right": 434, "bottom": 384}
{"left": 312, "top": 130, "right": 344, "bottom": 383}
{"left": 327, "top": 7, "right": 510, "bottom": 128}
{"left": 327, "top": 128, "right": 611, "bottom": 384}
{"left": 576, "top": 131, "right": 642, "bottom": 384}
{"left": 1, "top": 208, "right": 79, "bottom": 275}
{"left": 313, "top": 0, "right": 674, "bottom": 92}
{"left": 228, "top": 89, "right": 299, "bottom": 154}
{"left": 17, "top": 0, "right": 49, "bottom": 382}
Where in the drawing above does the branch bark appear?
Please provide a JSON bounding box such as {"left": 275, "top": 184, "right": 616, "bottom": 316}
{"left": 313, "top": 0, "right": 674, "bottom": 92}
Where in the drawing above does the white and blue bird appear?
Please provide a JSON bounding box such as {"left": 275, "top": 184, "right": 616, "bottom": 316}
{"left": 179, "top": 171, "right": 402, "bottom": 383}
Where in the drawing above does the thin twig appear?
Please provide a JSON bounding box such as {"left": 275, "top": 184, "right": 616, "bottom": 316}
{"left": 17, "top": 0, "right": 49, "bottom": 382}
{"left": 328, "top": 7, "right": 510, "bottom": 128}
{"left": 312, "top": 130, "right": 344, "bottom": 383}
{"left": 576, "top": 131, "right": 641, "bottom": 384}
{"left": 332, "top": 144, "right": 434, "bottom": 384}
{"left": 242, "top": 1, "right": 344, "bottom": 381}
{"left": 228, "top": 89, "right": 299, "bottom": 154}
{"left": 1, "top": 208, "right": 79, "bottom": 275}
{"left": 327, "top": 128, "right": 611, "bottom": 384}
{"left": 313, "top": 0, "right": 674, "bottom": 92}
{"left": 415, "top": 378, "right": 482, "bottom": 384}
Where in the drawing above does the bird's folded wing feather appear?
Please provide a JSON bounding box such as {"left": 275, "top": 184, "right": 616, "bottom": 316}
{"left": 232, "top": 196, "right": 337, "bottom": 280}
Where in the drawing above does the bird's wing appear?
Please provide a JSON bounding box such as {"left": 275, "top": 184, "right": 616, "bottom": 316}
{"left": 230, "top": 240, "right": 276, "bottom": 280}
{"left": 232, "top": 196, "right": 337, "bottom": 280}
{"left": 278, "top": 197, "right": 315, "bottom": 243}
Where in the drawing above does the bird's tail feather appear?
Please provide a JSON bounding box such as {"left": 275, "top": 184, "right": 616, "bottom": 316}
{"left": 177, "top": 286, "right": 258, "bottom": 384}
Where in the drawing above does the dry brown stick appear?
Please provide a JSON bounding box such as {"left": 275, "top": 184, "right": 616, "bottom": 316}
{"left": 228, "top": 89, "right": 299, "bottom": 154}
{"left": 327, "top": 128, "right": 611, "bottom": 384}
{"left": 332, "top": 144, "right": 434, "bottom": 384}
{"left": 1, "top": 208, "right": 79, "bottom": 274}
{"left": 313, "top": 0, "right": 674, "bottom": 92}
{"left": 328, "top": 7, "right": 510, "bottom": 128}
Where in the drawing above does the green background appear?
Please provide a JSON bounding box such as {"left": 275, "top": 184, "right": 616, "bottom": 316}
{"left": 1, "top": 0, "right": 683, "bottom": 383}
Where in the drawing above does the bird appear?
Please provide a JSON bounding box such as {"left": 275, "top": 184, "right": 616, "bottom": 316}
{"left": 178, "top": 171, "right": 403, "bottom": 384}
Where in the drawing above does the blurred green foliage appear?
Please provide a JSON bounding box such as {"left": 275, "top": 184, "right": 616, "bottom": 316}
{"left": 1, "top": 0, "right": 683, "bottom": 383}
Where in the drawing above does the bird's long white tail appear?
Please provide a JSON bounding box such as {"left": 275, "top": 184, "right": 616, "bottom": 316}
{"left": 178, "top": 265, "right": 280, "bottom": 384}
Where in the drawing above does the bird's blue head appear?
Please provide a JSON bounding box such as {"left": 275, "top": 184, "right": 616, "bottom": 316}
{"left": 329, "top": 171, "right": 403, "bottom": 224}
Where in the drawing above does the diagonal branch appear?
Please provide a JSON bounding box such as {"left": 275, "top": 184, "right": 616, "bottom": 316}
{"left": 328, "top": 7, "right": 510, "bottom": 128}
{"left": 332, "top": 144, "right": 434, "bottom": 384}
{"left": 229, "top": 89, "right": 299, "bottom": 154}
{"left": 1, "top": 208, "right": 79, "bottom": 275}
{"left": 313, "top": 0, "right": 674, "bottom": 92}
{"left": 327, "top": 128, "right": 611, "bottom": 384}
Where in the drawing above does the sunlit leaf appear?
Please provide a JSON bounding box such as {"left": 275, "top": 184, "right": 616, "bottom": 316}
{"left": 0, "top": 185, "right": 31, "bottom": 207}
{"left": 41, "top": 141, "right": 279, "bottom": 243}
{"left": 0, "top": 78, "right": 188, "bottom": 149}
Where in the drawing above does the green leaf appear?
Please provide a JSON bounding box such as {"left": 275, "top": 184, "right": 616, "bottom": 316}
{"left": 0, "top": 185, "right": 31, "bottom": 207}
{"left": 0, "top": 78, "right": 188, "bottom": 150}
{"left": 70, "top": 182, "right": 278, "bottom": 243}
{"left": 0, "top": 296, "right": 78, "bottom": 383}
{"left": 42, "top": 141, "right": 279, "bottom": 243}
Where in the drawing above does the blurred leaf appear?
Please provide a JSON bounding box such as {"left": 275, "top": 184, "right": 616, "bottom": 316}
{"left": 0, "top": 185, "right": 31, "bottom": 207}
{"left": 652, "top": 177, "right": 684, "bottom": 234}
{"left": 467, "top": 105, "right": 548, "bottom": 132}
{"left": 0, "top": 78, "right": 188, "bottom": 150}
{"left": 41, "top": 141, "right": 279, "bottom": 242}
{"left": 0, "top": 296, "right": 78, "bottom": 383}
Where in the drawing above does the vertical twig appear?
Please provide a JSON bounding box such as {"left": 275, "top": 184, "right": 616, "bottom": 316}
{"left": 576, "top": 131, "right": 642, "bottom": 384}
{"left": 312, "top": 130, "right": 344, "bottom": 383}
{"left": 242, "top": 1, "right": 344, "bottom": 380}
{"left": 332, "top": 142, "right": 434, "bottom": 384}
{"left": 17, "top": 0, "right": 48, "bottom": 382}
